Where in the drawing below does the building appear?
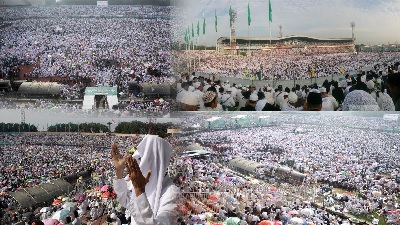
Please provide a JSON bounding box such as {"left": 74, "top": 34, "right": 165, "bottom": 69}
{"left": 217, "top": 35, "right": 354, "bottom": 53}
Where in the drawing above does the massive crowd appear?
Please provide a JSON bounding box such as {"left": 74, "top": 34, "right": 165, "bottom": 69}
{"left": 0, "top": 6, "right": 175, "bottom": 96}
{"left": 175, "top": 61, "right": 400, "bottom": 111}
{"left": 0, "top": 98, "right": 171, "bottom": 117}
{"left": 175, "top": 50, "right": 400, "bottom": 81}
{"left": 174, "top": 114, "right": 400, "bottom": 224}
{"left": 0, "top": 133, "right": 182, "bottom": 225}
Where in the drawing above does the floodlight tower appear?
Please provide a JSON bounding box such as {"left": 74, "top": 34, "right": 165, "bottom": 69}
{"left": 146, "top": 112, "right": 157, "bottom": 134}
{"left": 351, "top": 22, "right": 355, "bottom": 50}
{"left": 21, "top": 109, "right": 25, "bottom": 124}
{"left": 230, "top": 9, "right": 237, "bottom": 54}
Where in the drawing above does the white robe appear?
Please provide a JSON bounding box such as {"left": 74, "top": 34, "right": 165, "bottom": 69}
{"left": 113, "top": 135, "right": 180, "bottom": 225}
{"left": 114, "top": 177, "right": 179, "bottom": 225}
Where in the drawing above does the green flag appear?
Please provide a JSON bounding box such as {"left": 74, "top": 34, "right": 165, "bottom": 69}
{"left": 215, "top": 9, "right": 218, "bottom": 32}
{"left": 197, "top": 20, "right": 200, "bottom": 37}
{"left": 203, "top": 17, "right": 206, "bottom": 35}
{"left": 192, "top": 23, "right": 194, "bottom": 37}
{"left": 247, "top": 2, "right": 251, "bottom": 26}
{"left": 269, "top": 0, "right": 272, "bottom": 22}
{"left": 229, "top": 6, "right": 232, "bottom": 28}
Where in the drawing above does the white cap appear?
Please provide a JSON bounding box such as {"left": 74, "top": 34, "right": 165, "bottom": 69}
{"left": 319, "top": 87, "right": 327, "bottom": 93}
{"left": 309, "top": 89, "right": 321, "bottom": 94}
{"left": 193, "top": 82, "right": 201, "bottom": 89}
{"left": 181, "top": 92, "right": 199, "bottom": 106}
{"left": 226, "top": 87, "right": 232, "bottom": 92}
{"left": 288, "top": 92, "right": 298, "bottom": 104}
{"left": 249, "top": 94, "right": 258, "bottom": 101}
{"left": 366, "top": 80, "right": 375, "bottom": 90}
{"left": 110, "top": 213, "right": 117, "bottom": 219}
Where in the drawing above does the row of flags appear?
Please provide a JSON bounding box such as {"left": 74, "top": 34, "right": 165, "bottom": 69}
{"left": 184, "top": 0, "right": 273, "bottom": 43}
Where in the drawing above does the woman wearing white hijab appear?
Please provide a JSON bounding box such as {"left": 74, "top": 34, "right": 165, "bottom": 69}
{"left": 111, "top": 135, "right": 180, "bottom": 225}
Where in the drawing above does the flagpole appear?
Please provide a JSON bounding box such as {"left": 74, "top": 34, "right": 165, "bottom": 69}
{"left": 269, "top": 21, "right": 271, "bottom": 46}
{"left": 248, "top": 1, "right": 250, "bottom": 56}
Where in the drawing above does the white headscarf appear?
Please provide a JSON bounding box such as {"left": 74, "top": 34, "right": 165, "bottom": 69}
{"left": 133, "top": 135, "right": 173, "bottom": 215}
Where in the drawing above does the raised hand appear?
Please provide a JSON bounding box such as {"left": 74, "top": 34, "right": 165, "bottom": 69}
{"left": 125, "top": 155, "right": 151, "bottom": 197}
{"left": 111, "top": 143, "right": 127, "bottom": 179}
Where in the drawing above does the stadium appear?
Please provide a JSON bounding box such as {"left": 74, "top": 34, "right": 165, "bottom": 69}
{"left": 0, "top": 0, "right": 178, "bottom": 116}
{"left": 217, "top": 35, "right": 355, "bottom": 53}
{"left": 174, "top": 111, "right": 400, "bottom": 224}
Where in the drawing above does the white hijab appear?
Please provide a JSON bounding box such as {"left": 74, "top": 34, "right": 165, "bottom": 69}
{"left": 132, "top": 134, "right": 173, "bottom": 216}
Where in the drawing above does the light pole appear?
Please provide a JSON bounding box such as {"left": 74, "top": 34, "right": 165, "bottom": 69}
{"left": 107, "top": 122, "right": 112, "bottom": 132}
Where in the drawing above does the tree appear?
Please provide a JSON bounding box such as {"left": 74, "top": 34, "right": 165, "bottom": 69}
{"left": 0, "top": 123, "right": 38, "bottom": 132}
{"left": 114, "top": 121, "right": 175, "bottom": 138}
{"left": 47, "top": 123, "right": 110, "bottom": 133}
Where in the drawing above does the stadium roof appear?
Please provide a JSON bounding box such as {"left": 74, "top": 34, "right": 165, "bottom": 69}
{"left": 84, "top": 86, "right": 117, "bottom": 96}
{"left": 18, "top": 82, "right": 61, "bottom": 95}
{"left": 11, "top": 178, "right": 73, "bottom": 208}
{"left": 231, "top": 115, "right": 247, "bottom": 119}
{"left": 218, "top": 35, "right": 353, "bottom": 45}
{"left": 205, "top": 117, "right": 222, "bottom": 122}
{"left": 229, "top": 157, "right": 264, "bottom": 173}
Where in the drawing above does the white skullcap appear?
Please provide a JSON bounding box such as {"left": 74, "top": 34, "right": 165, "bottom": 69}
{"left": 319, "top": 87, "right": 327, "bottom": 93}
{"left": 309, "top": 89, "right": 321, "bottom": 94}
{"left": 181, "top": 92, "right": 200, "bottom": 106}
{"left": 366, "top": 80, "right": 375, "bottom": 90}
{"left": 193, "top": 82, "right": 201, "bottom": 89}
{"left": 288, "top": 92, "right": 298, "bottom": 104}
{"left": 249, "top": 94, "right": 258, "bottom": 101}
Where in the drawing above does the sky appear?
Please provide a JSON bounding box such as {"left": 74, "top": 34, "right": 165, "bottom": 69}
{"left": 176, "top": 0, "right": 400, "bottom": 46}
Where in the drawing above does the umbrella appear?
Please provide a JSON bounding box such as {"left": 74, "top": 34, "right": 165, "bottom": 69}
{"left": 288, "top": 210, "right": 299, "bottom": 215}
{"left": 52, "top": 199, "right": 62, "bottom": 206}
{"left": 289, "top": 217, "right": 304, "bottom": 225}
{"left": 74, "top": 194, "right": 86, "bottom": 202}
{"left": 101, "top": 191, "right": 111, "bottom": 198}
{"left": 274, "top": 221, "right": 283, "bottom": 225}
{"left": 209, "top": 195, "right": 219, "bottom": 201}
{"left": 93, "top": 186, "right": 101, "bottom": 192}
{"left": 52, "top": 209, "right": 71, "bottom": 221}
{"left": 42, "top": 218, "right": 60, "bottom": 225}
{"left": 101, "top": 185, "right": 109, "bottom": 192}
{"left": 224, "top": 217, "right": 241, "bottom": 225}
{"left": 259, "top": 220, "right": 273, "bottom": 225}
{"left": 264, "top": 194, "right": 273, "bottom": 198}
{"left": 62, "top": 202, "right": 77, "bottom": 211}
{"left": 40, "top": 207, "right": 51, "bottom": 213}
{"left": 226, "top": 197, "right": 236, "bottom": 202}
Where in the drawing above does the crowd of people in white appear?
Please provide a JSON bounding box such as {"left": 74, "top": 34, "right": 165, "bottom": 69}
{"left": 176, "top": 60, "right": 400, "bottom": 111}
{"left": 175, "top": 49, "right": 400, "bottom": 81}
{"left": 0, "top": 98, "right": 171, "bottom": 117}
{"left": 175, "top": 114, "right": 400, "bottom": 224}
{"left": 0, "top": 6, "right": 175, "bottom": 99}
{"left": 0, "top": 133, "right": 182, "bottom": 225}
